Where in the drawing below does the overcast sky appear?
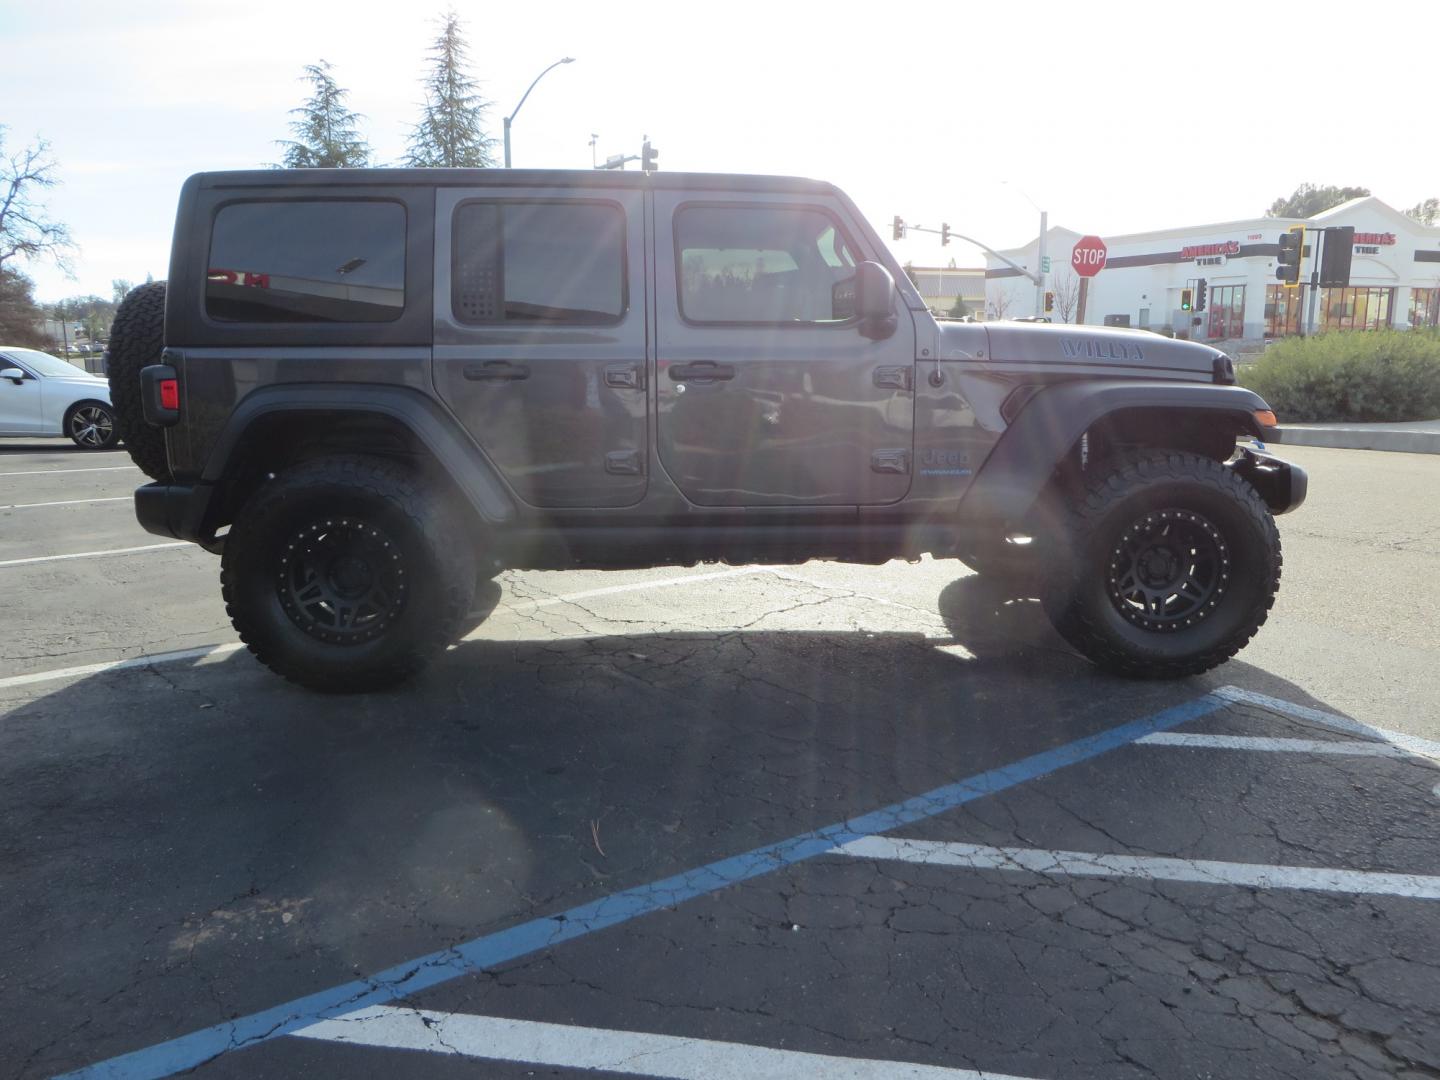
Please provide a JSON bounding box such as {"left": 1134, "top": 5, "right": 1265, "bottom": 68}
{"left": 3, "top": 0, "right": 1434, "bottom": 303}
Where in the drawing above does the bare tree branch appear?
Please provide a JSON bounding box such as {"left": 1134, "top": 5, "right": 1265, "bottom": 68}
{"left": 0, "top": 128, "right": 75, "bottom": 274}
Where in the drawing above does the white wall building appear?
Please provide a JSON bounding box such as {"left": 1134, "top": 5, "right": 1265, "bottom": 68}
{"left": 984, "top": 197, "right": 1440, "bottom": 342}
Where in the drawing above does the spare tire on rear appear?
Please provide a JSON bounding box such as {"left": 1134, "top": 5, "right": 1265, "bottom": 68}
{"left": 106, "top": 281, "right": 171, "bottom": 481}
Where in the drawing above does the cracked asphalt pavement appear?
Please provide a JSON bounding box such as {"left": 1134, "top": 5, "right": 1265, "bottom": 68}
{"left": 1, "top": 440, "right": 1437, "bottom": 1079}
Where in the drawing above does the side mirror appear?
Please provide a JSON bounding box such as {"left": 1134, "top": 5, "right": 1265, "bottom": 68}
{"left": 1, "top": 368, "right": 26, "bottom": 385}
{"left": 855, "top": 261, "right": 898, "bottom": 341}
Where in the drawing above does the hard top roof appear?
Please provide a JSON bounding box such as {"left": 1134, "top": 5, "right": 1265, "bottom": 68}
{"left": 193, "top": 168, "right": 840, "bottom": 196}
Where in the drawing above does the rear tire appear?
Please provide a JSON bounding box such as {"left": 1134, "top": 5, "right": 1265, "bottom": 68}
{"left": 221, "top": 455, "right": 477, "bottom": 692}
{"left": 106, "top": 281, "right": 171, "bottom": 480}
{"left": 1043, "top": 451, "right": 1281, "bottom": 679}
{"left": 65, "top": 401, "right": 120, "bottom": 450}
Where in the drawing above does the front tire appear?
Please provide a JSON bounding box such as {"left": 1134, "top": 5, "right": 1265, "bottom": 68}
{"left": 66, "top": 401, "right": 120, "bottom": 450}
{"left": 221, "top": 456, "right": 477, "bottom": 692}
{"left": 1043, "top": 451, "right": 1281, "bottom": 679}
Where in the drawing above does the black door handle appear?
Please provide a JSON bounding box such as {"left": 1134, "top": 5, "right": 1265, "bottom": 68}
{"left": 669, "top": 361, "right": 735, "bottom": 382}
{"left": 463, "top": 361, "right": 530, "bottom": 381}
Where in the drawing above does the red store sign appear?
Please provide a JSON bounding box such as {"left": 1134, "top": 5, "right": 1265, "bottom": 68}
{"left": 1180, "top": 240, "right": 1241, "bottom": 259}
{"left": 1353, "top": 232, "right": 1395, "bottom": 245}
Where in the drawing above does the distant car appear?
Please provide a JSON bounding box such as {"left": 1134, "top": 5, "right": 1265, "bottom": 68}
{"left": 0, "top": 346, "right": 120, "bottom": 449}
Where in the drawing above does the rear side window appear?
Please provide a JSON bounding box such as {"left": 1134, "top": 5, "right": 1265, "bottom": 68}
{"left": 452, "top": 202, "right": 625, "bottom": 325}
{"left": 206, "top": 200, "right": 406, "bottom": 323}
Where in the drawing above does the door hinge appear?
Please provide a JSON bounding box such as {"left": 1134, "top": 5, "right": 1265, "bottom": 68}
{"left": 873, "top": 365, "right": 913, "bottom": 391}
{"left": 604, "top": 364, "right": 644, "bottom": 390}
{"left": 870, "top": 449, "right": 911, "bottom": 475}
{"left": 605, "top": 449, "right": 644, "bottom": 476}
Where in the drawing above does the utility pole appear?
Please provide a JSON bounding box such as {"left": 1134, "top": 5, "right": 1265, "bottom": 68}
{"left": 1035, "top": 210, "right": 1048, "bottom": 318}
{"left": 502, "top": 56, "right": 575, "bottom": 168}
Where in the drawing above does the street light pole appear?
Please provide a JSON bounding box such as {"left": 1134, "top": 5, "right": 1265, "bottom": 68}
{"left": 1002, "top": 181, "right": 1048, "bottom": 317}
{"left": 503, "top": 57, "right": 575, "bottom": 168}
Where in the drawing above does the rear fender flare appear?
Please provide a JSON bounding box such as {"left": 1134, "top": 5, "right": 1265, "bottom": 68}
{"left": 201, "top": 384, "right": 516, "bottom": 524}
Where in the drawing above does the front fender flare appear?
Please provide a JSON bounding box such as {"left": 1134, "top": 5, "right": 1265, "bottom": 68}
{"left": 959, "top": 380, "right": 1272, "bottom": 527}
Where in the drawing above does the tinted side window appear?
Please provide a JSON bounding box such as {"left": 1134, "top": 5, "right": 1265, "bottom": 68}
{"left": 206, "top": 201, "right": 406, "bottom": 323}
{"left": 676, "top": 206, "right": 857, "bottom": 325}
{"left": 452, "top": 202, "right": 625, "bottom": 325}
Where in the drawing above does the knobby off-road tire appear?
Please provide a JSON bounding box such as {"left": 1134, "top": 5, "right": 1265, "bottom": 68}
{"left": 106, "top": 281, "right": 170, "bottom": 480}
{"left": 221, "top": 455, "right": 477, "bottom": 692}
{"left": 1043, "top": 451, "right": 1281, "bottom": 679}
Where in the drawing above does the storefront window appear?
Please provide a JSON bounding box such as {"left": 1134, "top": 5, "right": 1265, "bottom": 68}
{"left": 1319, "top": 287, "right": 1394, "bottom": 331}
{"left": 1205, "top": 285, "right": 1245, "bottom": 339}
{"left": 1264, "top": 285, "right": 1304, "bottom": 337}
{"left": 1410, "top": 287, "right": 1440, "bottom": 329}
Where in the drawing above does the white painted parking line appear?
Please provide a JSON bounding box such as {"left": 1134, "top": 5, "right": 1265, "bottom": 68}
{"left": 0, "top": 567, "right": 772, "bottom": 692}
{"left": 0, "top": 465, "right": 137, "bottom": 477}
{"left": 1215, "top": 685, "right": 1440, "bottom": 763}
{"left": 0, "top": 541, "right": 189, "bottom": 568}
{"left": 1137, "top": 732, "right": 1412, "bottom": 758}
{"left": 292, "top": 1004, "right": 1039, "bottom": 1079}
{"left": 832, "top": 836, "right": 1440, "bottom": 900}
{"left": 0, "top": 643, "right": 246, "bottom": 692}
{"left": 0, "top": 495, "right": 131, "bottom": 510}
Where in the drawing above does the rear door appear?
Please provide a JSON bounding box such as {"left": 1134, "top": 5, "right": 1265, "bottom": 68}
{"left": 652, "top": 192, "right": 915, "bottom": 506}
{"left": 433, "top": 187, "right": 647, "bottom": 508}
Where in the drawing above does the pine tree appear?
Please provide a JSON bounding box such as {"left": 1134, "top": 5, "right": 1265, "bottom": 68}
{"left": 406, "top": 13, "right": 495, "bottom": 168}
{"left": 277, "top": 62, "right": 373, "bottom": 169}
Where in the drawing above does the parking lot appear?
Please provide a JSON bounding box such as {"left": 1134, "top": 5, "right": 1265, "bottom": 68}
{"left": 2, "top": 440, "right": 1438, "bottom": 1079}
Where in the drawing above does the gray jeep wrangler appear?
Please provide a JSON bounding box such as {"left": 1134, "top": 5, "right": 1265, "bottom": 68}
{"left": 107, "top": 168, "right": 1306, "bottom": 691}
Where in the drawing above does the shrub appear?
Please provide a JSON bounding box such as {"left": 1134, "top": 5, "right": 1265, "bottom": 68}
{"left": 1240, "top": 329, "right": 1440, "bottom": 422}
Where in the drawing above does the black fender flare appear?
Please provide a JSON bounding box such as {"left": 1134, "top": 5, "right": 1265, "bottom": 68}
{"left": 201, "top": 383, "right": 517, "bottom": 524}
{"left": 958, "top": 380, "right": 1272, "bottom": 527}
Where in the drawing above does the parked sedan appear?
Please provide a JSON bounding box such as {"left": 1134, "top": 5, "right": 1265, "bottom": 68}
{"left": 0, "top": 347, "right": 119, "bottom": 449}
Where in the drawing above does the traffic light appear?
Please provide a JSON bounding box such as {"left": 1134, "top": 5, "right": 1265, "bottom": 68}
{"left": 641, "top": 140, "right": 659, "bottom": 173}
{"left": 1194, "top": 279, "right": 1207, "bottom": 312}
{"left": 1181, "top": 288, "right": 1193, "bottom": 312}
{"left": 1319, "top": 226, "right": 1354, "bottom": 288}
{"left": 1276, "top": 226, "right": 1304, "bottom": 286}
{"left": 1044, "top": 291, "right": 1054, "bottom": 313}
{"left": 940, "top": 223, "right": 950, "bottom": 246}
{"left": 892, "top": 216, "right": 905, "bottom": 241}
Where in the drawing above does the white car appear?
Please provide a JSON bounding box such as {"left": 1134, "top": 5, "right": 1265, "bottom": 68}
{"left": 0, "top": 347, "right": 119, "bottom": 449}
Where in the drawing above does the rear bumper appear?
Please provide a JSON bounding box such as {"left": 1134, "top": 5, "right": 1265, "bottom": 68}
{"left": 134, "top": 481, "right": 220, "bottom": 549}
{"left": 1230, "top": 446, "right": 1308, "bottom": 515}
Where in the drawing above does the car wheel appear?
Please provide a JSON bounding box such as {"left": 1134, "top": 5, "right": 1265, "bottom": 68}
{"left": 1043, "top": 451, "right": 1281, "bottom": 679}
{"left": 106, "top": 281, "right": 171, "bottom": 480}
{"left": 65, "top": 401, "right": 120, "bottom": 450}
{"left": 221, "top": 455, "right": 477, "bottom": 693}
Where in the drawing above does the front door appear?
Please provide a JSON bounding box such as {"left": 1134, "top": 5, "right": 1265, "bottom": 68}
{"left": 0, "top": 357, "right": 43, "bottom": 434}
{"left": 653, "top": 193, "right": 915, "bottom": 506}
{"left": 433, "top": 188, "right": 648, "bottom": 508}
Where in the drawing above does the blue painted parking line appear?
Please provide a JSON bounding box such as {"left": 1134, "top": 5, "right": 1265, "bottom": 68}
{"left": 58, "top": 691, "right": 1231, "bottom": 1080}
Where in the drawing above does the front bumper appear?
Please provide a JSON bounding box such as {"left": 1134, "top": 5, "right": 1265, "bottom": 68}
{"left": 134, "top": 481, "right": 221, "bottom": 549}
{"left": 1229, "top": 446, "right": 1308, "bottom": 515}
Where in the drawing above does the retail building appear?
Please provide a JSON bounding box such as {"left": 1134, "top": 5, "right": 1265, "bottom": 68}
{"left": 983, "top": 197, "right": 1440, "bottom": 342}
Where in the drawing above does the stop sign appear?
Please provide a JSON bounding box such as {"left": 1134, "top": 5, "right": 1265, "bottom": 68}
{"left": 1072, "top": 235, "right": 1107, "bottom": 277}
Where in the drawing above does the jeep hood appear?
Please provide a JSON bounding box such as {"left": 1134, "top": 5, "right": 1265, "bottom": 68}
{"left": 948, "top": 321, "right": 1227, "bottom": 381}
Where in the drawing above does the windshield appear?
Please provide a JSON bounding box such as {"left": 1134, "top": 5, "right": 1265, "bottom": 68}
{"left": 2, "top": 348, "right": 91, "bottom": 378}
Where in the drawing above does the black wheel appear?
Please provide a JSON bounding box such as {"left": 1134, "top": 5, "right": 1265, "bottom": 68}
{"left": 65, "top": 401, "right": 120, "bottom": 450}
{"left": 1043, "top": 451, "right": 1281, "bottom": 678}
{"left": 106, "top": 280, "right": 171, "bottom": 480}
{"left": 221, "top": 456, "right": 477, "bottom": 692}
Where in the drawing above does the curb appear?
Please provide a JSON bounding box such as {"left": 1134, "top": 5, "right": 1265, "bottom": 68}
{"left": 1270, "top": 426, "right": 1440, "bottom": 455}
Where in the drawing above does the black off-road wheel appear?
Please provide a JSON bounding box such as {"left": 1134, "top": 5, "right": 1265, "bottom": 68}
{"left": 65, "top": 400, "right": 120, "bottom": 450}
{"left": 1043, "top": 451, "right": 1281, "bottom": 679}
{"left": 106, "top": 280, "right": 170, "bottom": 480}
{"left": 221, "top": 456, "right": 477, "bottom": 692}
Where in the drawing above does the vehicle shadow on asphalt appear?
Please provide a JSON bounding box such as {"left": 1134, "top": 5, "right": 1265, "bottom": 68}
{"left": 0, "top": 582, "right": 1386, "bottom": 1078}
